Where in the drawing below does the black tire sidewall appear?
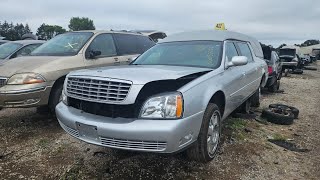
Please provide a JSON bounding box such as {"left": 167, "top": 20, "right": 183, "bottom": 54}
{"left": 49, "top": 82, "right": 63, "bottom": 113}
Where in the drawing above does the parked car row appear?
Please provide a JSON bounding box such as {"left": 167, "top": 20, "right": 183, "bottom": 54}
{"left": 2, "top": 29, "right": 293, "bottom": 162}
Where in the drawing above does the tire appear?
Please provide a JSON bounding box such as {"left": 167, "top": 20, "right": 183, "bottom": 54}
{"left": 269, "top": 104, "right": 299, "bottom": 119}
{"left": 251, "top": 87, "right": 260, "bottom": 107}
{"left": 48, "top": 82, "right": 63, "bottom": 114}
{"left": 292, "top": 69, "right": 303, "bottom": 74}
{"left": 276, "top": 81, "right": 280, "bottom": 90}
{"left": 240, "top": 99, "right": 251, "bottom": 114}
{"left": 187, "top": 103, "right": 221, "bottom": 162}
{"left": 36, "top": 106, "right": 50, "bottom": 115}
{"left": 268, "top": 80, "right": 278, "bottom": 92}
{"left": 261, "top": 108, "right": 294, "bottom": 125}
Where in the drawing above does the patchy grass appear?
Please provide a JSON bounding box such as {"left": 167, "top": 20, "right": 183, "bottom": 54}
{"left": 60, "top": 157, "right": 84, "bottom": 180}
{"left": 37, "top": 138, "right": 50, "bottom": 149}
{"left": 272, "top": 133, "right": 287, "bottom": 141}
{"left": 225, "top": 118, "right": 249, "bottom": 141}
{"left": 226, "top": 118, "right": 247, "bottom": 130}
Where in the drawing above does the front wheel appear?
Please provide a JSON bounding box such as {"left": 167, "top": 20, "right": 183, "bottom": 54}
{"left": 48, "top": 82, "right": 63, "bottom": 114}
{"left": 187, "top": 103, "right": 221, "bottom": 162}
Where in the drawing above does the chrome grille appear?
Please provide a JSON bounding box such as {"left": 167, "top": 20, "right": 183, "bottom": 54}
{"left": 66, "top": 76, "right": 132, "bottom": 102}
{"left": 100, "top": 137, "right": 167, "bottom": 151}
{"left": 0, "top": 78, "right": 7, "bottom": 88}
{"left": 59, "top": 122, "right": 80, "bottom": 138}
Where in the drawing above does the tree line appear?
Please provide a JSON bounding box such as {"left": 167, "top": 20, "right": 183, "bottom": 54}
{"left": 0, "top": 17, "right": 95, "bottom": 41}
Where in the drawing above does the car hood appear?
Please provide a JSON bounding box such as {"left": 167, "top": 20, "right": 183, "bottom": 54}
{"left": 69, "top": 65, "right": 212, "bottom": 85}
{"left": 0, "top": 56, "right": 63, "bottom": 77}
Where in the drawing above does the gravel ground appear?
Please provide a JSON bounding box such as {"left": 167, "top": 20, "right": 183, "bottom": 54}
{"left": 0, "top": 62, "right": 319, "bottom": 180}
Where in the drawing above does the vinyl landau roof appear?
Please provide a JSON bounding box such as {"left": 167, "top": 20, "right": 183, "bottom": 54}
{"left": 161, "top": 30, "right": 264, "bottom": 58}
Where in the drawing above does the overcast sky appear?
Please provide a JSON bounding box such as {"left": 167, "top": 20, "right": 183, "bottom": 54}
{"left": 1, "top": 0, "right": 319, "bottom": 47}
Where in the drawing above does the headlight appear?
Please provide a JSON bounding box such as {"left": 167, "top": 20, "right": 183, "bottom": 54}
{"left": 140, "top": 92, "right": 183, "bottom": 119}
{"left": 62, "top": 91, "right": 68, "bottom": 105}
{"left": 7, "top": 73, "right": 46, "bottom": 85}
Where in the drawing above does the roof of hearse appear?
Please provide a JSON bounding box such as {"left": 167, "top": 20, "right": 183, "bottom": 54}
{"left": 160, "top": 30, "right": 264, "bottom": 58}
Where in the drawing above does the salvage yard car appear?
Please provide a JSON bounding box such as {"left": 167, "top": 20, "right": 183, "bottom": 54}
{"left": 56, "top": 30, "right": 268, "bottom": 162}
{"left": 0, "top": 40, "right": 44, "bottom": 64}
{"left": 0, "top": 30, "right": 155, "bottom": 112}
{"left": 262, "top": 45, "right": 282, "bottom": 92}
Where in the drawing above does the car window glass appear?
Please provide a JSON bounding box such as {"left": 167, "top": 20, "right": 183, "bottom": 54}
{"left": 88, "top": 34, "right": 116, "bottom": 57}
{"left": 113, "top": 34, "right": 139, "bottom": 55}
{"left": 31, "top": 32, "right": 93, "bottom": 56}
{"left": 237, "top": 42, "right": 254, "bottom": 62}
{"left": 132, "top": 41, "right": 222, "bottom": 69}
{"left": 225, "top": 42, "right": 238, "bottom": 63}
{"left": 0, "top": 42, "right": 22, "bottom": 59}
{"left": 16, "top": 44, "right": 41, "bottom": 57}
{"left": 136, "top": 36, "right": 155, "bottom": 53}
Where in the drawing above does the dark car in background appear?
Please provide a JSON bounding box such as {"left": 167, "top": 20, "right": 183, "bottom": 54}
{"left": 0, "top": 40, "right": 45, "bottom": 64}
{"left": 262, "top": 45, "right": 282, "bottom": 92}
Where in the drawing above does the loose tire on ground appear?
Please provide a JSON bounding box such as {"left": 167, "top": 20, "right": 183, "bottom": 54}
{"left": 187, "top": 103, "right": 221, "bottom": 162}
{"left": 261, "top": 108, "right": 294, "bottom": 125}
{"left": 269, "top": 104, "right": 299, "bottom": 119}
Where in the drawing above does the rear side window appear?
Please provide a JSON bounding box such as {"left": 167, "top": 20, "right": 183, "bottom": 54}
{"left": 113, "top": 34, "right": 139, "bottom": 55}
{"left": 88, "top": 34, "right": 117, "bottom": 57}
{"left": 136, "top": 36, "right": 155, "bottom": 53}
{"left": 237, "top": 42, "right": 254, "bottom": 62}
{"left": 225, "top": 42, "right": 239, "bottom": 63}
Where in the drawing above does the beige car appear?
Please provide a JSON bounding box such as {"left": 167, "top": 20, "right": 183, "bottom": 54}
{"left": 0, "top": 30, "right": 155, "bottom": 112}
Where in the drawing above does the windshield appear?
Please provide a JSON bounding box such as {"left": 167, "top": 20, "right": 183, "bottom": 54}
{"left": 132, "top": 41, "right": 222, "bottom": 68}
{"left": 0, "top": 42, "right": 22, "bottom": 59}
{"left": 31, "top": 32, "right": 93, "bottom": 56}
{"left": 279, "top": 49, "right": 296, "bottom": 57}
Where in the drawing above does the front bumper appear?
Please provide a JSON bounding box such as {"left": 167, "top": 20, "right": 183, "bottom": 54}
{"left": 56, "top": 102, "right": 204, "bottom": 153}
{"left": 0, "top": 84, "right": 52, "bottom": 108}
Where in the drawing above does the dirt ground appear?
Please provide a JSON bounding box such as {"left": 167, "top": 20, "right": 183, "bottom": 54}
{"left": 0, "top": 62, "right": 319, "bottom": 180}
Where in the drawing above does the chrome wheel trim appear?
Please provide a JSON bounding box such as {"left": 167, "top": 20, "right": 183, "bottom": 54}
{"left": 207, "top": 110, "right": 220, "bottom": 157}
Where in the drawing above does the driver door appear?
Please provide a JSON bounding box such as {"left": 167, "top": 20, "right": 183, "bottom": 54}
{"left": 84, "top": 33, "right": 118, "bottom": 68}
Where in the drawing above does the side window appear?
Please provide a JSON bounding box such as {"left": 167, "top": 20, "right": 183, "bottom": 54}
{"left": 13, "top": 44, "right": 41, "bottom": 58}
{"left": 88, "top": 34, "right": 117, "bottom": 57}
{"left": 113, "top": 34, "right": 139, "bottom": 55}
{"left": 136, "top": 36, "right": 155, "bottom": 53}
{"left": 225, "top": 42, "right": 239, "bottom": 63}
{"left": 237, "top": 42, "right": 254, "bottom": 62}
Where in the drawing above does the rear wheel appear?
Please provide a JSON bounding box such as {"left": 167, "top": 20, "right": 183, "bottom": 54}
{"left": 240, "top": 99, "right": 251, "bottom": 114}
{"left": 268, "top": 80, "right": 279, "bottom": 92}
{"left": 251, "top": 87, "right": 261, "bottom": 107}
{"left": 187, "top": 103, "right": 221, "bottom": 162}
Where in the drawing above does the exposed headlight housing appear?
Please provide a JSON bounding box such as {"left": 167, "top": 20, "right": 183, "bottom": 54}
{"left": 62, "top": 91, "right": 68, "bottom": 105}
{"left": 7, "top": 73, "right": 46, "bottom": 85}
{"left": 140, "top": 92, "right": 183, "bottom": 119}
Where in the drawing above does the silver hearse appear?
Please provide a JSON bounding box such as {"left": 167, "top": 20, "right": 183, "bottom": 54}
{"left": 56, "top": 30, "right": 268, "bottom": 162}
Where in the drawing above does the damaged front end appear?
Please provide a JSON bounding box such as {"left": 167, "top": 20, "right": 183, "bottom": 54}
{"left": 66, "top": 71, "right": 211, "bottom": 119}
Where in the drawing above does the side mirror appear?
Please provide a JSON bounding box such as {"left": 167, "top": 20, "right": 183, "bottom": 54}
{"left": 228, "top": 56, "right": 248, "bottom": 67}
{"left": 87, "top": 50, "right": 101, "bottom": 59}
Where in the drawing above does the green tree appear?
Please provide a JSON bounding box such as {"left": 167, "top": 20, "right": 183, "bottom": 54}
{"left": 68, "top": 17, "right": 95, "bottom": 31}
{"left": 0, "top": 21, "right": 31, "bottom": 40}
{"left": 36, "top": 23, "right": 66, "bottom": 40}
{"left": 300, "top": 40, "right": 320, "bottom": 47}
